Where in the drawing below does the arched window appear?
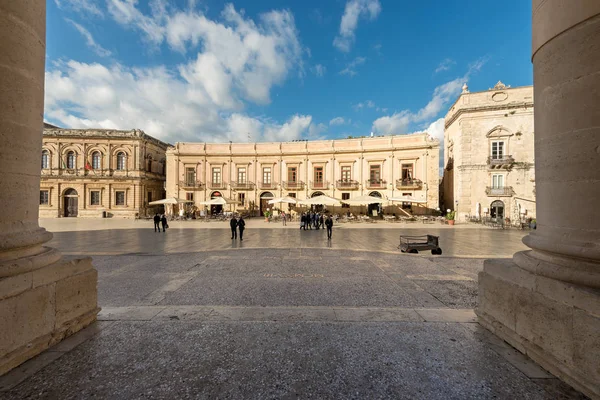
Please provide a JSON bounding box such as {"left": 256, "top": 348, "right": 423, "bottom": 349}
{"left": 66, "top": 151, "right": 76, "bottom": 169}
{"left": 116, "top": 152, "right": 126, "bottom": 170}
{"left": 41, "top": 150, "right": 49, "bottom": 169}
{"left": 92, "top": 152, "right": 101, "bottom": 169}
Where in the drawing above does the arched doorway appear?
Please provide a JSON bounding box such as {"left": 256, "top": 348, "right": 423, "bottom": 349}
{"left": 368, "top": 191, "right": 382, "bottom": 216}
{"left": 260, "top": 192, "right": 274, "bottom": 216}
{"left": 490, "top": 200, "right": 505, "bottom": 221}
{"left": 63, "top": 188, "right": 78, "bottom": 217}
{"left": 210, "top": 191, "right": 223, "bottom": 215}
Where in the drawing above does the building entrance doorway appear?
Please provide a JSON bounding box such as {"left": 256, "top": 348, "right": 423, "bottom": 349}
{"left": 63, "top": 188, "right": 78, "bottom": 217}
{"left": 490, "top": 200, "right": 505, "bottom": 221}
{"left": 368, "top": 191, "right": 382, "bottom": 216}
{"left": 210, "top": 191, "right": 223, "bottom": 215}
{"left": 260, "top": 192, "right": 274, "bottom": 216}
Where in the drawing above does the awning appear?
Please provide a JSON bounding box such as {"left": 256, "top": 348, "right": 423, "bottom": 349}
{"left": 299, "top": 195, "right": 341, "bottom": 206}
{"left": 342, "top": 194, "right": 385, "bottom": 206}
{"left": 198, "top": 197, "right": 239, "bottom": 205}
{"left": 267, "top": 196, "right": 298, "bottom": 205}
{"left": 388, "top": 195, "right": 427, "bottom": 204}
{"left": 149, "top": 197, "right": 193, "bottom": 205}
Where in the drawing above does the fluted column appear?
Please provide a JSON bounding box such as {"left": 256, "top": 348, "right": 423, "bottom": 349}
{"left": 0, "top": 0, "right": 98, "bottom": 376}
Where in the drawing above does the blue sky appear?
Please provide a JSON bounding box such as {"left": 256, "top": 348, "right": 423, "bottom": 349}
{"left": 45, "top": 0, "right": 532, "bottom": 145}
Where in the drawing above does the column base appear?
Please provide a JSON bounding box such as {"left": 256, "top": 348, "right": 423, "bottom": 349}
{"left": 477, "top": 257, "right": 600, "bottom": 399}
{"left": 0, "top": 255, "right": 99, "bottom": 376}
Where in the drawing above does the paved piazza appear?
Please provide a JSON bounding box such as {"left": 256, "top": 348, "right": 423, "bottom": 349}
{"left": 0, "top": 220, "right": 585, "bottom": 399}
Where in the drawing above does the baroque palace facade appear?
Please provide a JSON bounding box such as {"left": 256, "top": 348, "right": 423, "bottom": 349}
{"left": 166, "top": 133, "right": 440, "bottom": 216}
{"left": 40, "top": 125, "right": 169, "bottom": 218}
{"left": 441, "top": 82, "right": 536, "bottom": 222}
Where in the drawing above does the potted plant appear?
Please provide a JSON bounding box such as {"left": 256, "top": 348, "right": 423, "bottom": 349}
{"left": 446, "top": 210, "right": 456, "bottom": 225}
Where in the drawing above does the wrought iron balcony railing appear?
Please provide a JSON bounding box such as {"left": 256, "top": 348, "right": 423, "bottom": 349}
{"left": 485, "top": 186, "right": 515, "bottom": 196}
{"left": 179, "top": 180, "right": 204, "bottom": 189}
{"left": 396, "top": 178, "right": 423, "bottom": 189}
{"left": 283, "top": 181, "right": 304, "bottom": 190}
{"left": 336, "top": 180, "right": 360, "bottom": 190}
{"left": 365, "top": 179, "right": 387, "bottom": 189}
{"left": 230, "top": 180, "right": 255, "bottom": 190}
{"left": 208, "top": 181, "right": 226, "bottom": 189}
{"left": 259, "top": 181, "right": 277, "bottom": 190}
{"left": 310, "top": 180, "right": 329, "bottom": 190}
{"left": 487, "top": 155, "right": 515, "bottom": 168}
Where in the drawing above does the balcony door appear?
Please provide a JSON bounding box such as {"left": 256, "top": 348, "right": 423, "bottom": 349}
{"left": 314, "top": 166, "right": 324, "bottom": 188}
{"left": 491, "top": 141, "right": 505, "bottom": 160}
{"left": 370, "top": 165, "right": 381, "bottom": 183}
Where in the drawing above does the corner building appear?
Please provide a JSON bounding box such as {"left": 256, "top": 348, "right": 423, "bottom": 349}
{"left": 40, "top": 127, "right": 169, "bottom": 218}
{"left": 442, "top": 82, "right": 536, "bottom": 222}
{"left": 166, "top": 134, "right": 440, "bottom": 215}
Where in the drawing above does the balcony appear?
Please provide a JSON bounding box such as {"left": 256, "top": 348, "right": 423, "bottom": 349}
{"left": 310, "top": 180, "right": 329, "bottom": 190}
{"left": 396, "top": 178, "right": 423, "bottom": 190}
{"left": 486, "top": 186, "right": 515, "bottom": 196}
{"left": 487, "top": 155, "right": 515, "bottom": 169}
{"left": 179, "top": 180, "right": 204, "bottom": 190}
{"left": 283, "top": 181, "right": 304, "bottom": 190}
{"left": 208, "top": 181, "right": 226, "bottom": 189}
{"left": 365, "top": 179, "right": 387, "bottom": 189}
{"left": 259, "top": 181, "right": 277, "bottom": 190}
{"left": 230, "top": 181, "right": 255, "bottom": 190}
{"left": 336, "top": 180, "right": 359, "bottom": 190}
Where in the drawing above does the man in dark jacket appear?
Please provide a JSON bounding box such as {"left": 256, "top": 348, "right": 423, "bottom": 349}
{"left": 238, "top": 216, "right": 246, "bottom": 241}
{"left": 230, "top": 215, "right": 238, "bottom": 239}
{"left": 325, "top": 214, "right": 333, "bottom": 239}
{"left": 153, "top": 213, "right": 161, "bottom": 232}
{"left": 161, "top": 214, "right": 168, "bottom": 231}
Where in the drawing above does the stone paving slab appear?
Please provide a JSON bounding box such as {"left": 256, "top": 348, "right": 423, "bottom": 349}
{"left": 2, "top": 320, "right": 585, "bottom": 399}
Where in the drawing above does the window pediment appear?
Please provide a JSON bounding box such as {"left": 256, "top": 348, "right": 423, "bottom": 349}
{"left": 486, "top": 126, "right": 513, "bottom": 138}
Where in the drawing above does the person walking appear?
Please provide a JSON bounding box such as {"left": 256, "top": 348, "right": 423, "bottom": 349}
{"left": 238, "top": 216, "right": 246, "bottom": 241}
{"left": 325, "top": 214, "right": 333, "bottom": 239}
{"left": 319, "top": 213, "right": 324, "bottom": 230}
{"left": 153, "top": 213, "right": 161, "bottom": 232}
{"left": 161, "top": 214, "right": 168, "bottom": 232}
{"left": 230, "top": 215, "right": 238, "bottom": 239}
{"left": 282, "top": 211, "right": 287, "bottom": 226}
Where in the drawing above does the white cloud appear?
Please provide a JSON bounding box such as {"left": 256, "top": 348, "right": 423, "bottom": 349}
{"left": 340, "top": 56, "right": 366, "bottom": 76}
{"left": 45, "top": 4, "right": 316, "bottom": 144}
{"left": 434, "top": 58, "right": 455, "bottom": 74}
{"left": 353, "top": 99, "right": 375, "bottom": 110}
{"left": 372, "top": 58, "right": 487, "bottom": 135}
{"left": 333, "top": 0, "right": 381, "bottom": 52}
{"left": 329, "top": 117, "right": 346, "bottom": 126}
{"left": 312, "top": 64, "right": 326, "bottom": 77}
{"left": 66, "top": 19, "right": 112, "bottom": 57}
{"left": 426, "top": 118, "right": 445, "bottom": 142}
{"left": 55, "top": 0, "right": 103, "bottom": 17}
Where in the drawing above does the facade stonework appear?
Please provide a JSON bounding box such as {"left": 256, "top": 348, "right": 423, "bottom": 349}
{"left": 166, "top": 134, "right": 440, "bottom": 215}
{"left": 40, "top": 128, "right": 169, "bottom": 218}
{"left": 442, "top": 83, "right": 536, "bottom": 223}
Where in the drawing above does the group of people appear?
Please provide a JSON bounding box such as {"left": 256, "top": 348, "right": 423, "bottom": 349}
{"left": 153, "top": 214, "right": 168, "bottom": 232}
{"left": 300, "top": 212, "right": 334, "bottom": 239}
{"left": 229, "top": 215, "right": 246, "bottom": 240}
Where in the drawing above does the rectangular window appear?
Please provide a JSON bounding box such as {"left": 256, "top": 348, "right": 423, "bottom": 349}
{"left": 288, "top": 167, "right": 297, "bottom": 182}
{"left": 314, "top": 166, "right": 323, "bottom": 183}
{"left": 369, "top": 165, "right": 381, "bottom": 182}
{"left": 401, "top": 164, "right": 414, "bottom": 180}
{"left": 212, "top": 167, "right": 221, "bottom": 184}
{"left": 341, "top": 166, "right": 351, "bottom": 181}
{"left": 147, "top": 191, "right": 152, "bottom": 204}
{"left": 186, "top": 192, "right": 194, "bottom": 201}
{"left": 491, "top": 141, "right": 505, "bottom": 159}
{"left": 115, "top": 191, "right": 125, "bottom": 206}
{"left": 237, "top": 167, "right": 246, "bottom": 183}
{"left": 90, "top": 191, "right": 100, "bottom": 206}
{"left": 40, "top": 190, "right": 49, "bottom": 205}
{"left": 263, "top": 167, "right": 271, "bottom": 184}
{"left": 185, "top": 167, "right": 196, "bottom": 185}
{"left": 492, "top": 174, "right": 504, "bottom": 188}
{"left": 341, "top": 193, "right": 350, "bottom": 208}
{"left": 238, "top": 193, "right": 245, "bottom": 206}
{"left": 288, "top": 193, "right": 296, "bottom": 198}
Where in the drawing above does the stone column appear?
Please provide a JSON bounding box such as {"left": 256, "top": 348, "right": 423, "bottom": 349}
{"left": 0, "top": 1, "right": 98, "bottom": 375}
{"left": 477, "top": 2, "right": 600, "bottom": 398}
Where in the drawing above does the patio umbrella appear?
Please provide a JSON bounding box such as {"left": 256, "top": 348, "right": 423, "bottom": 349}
{"left": 388, "top": 195, "right": 427, "bottom": 204}
{"left": 299, "top": 195, "right": 341, "bottom": 206}
{"left": 198, "top": 197, "right": 238, "bottom": 205}
{"left": 148, "top": 197, "right": 193, "bottom": 205}
{"left": 267, "top": 196, "right": 298, "bottom": 205}
{"left": 342, "top": 194, "right": 385, "bottom": 206}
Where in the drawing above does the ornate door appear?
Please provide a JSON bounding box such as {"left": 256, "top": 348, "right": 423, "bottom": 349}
{"left": 63, "top": 189, "right": 78, "bottom": 217}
